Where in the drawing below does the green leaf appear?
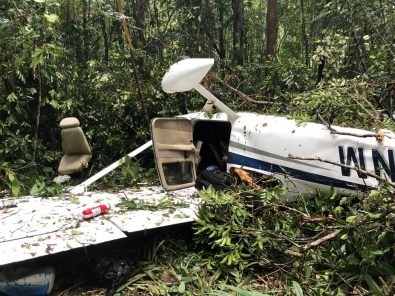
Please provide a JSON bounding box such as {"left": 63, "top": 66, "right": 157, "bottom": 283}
{"left": 30, "top": 48, "right": 44, "bottom": 69}
{"left": 371, "top": 249, "right": 388, "bottom": 256}
{"left": 377, "top": 262, "right": 395, "bottom": 275}
{"left": 346, "top": 216, "right": 357, "bottom": 223}
{"left": 377, "top": 231, "right": 387, "bottom": 243}
{"left": 339, "top": 196, "right": 348, "bottom": 206}
{"left": 11, "top": 178, "right": 20, "bottom": 197}
{"left": 334, "top": 206, "right": 344, "bottom": 215}
{"left": 178, "top": 281, "right": 185, "bottom": 293}
{"left": 369, "top": 190, "right": 381, "bottom": 198}
{"left": 6, "top": 171, "right": 15, "bottom": 182}
{"left": 30, "top": 179, "right": 45, "bottom": 196}
{"left": 6, "top": 93, "right": 17, "bottom": 102}
{"left": 368, "top": 213, "right": 381, "bottom": 219}
{"left": 340, "top": 233, "right": 348, "bottom": 240}
{"left": 71, "top": 230, "right": 84, "bottom": 235}
{"left": 305, "top": 265, "right": 312, "bottom": 281}
{"left": 70, "top": 196, "right": 80, "bottom": 205}
{"left": 292, "top": 281, "right": 304, "bottom": 296}
{"left": 219, "top": 285, "right": 267, "bottom": 296}
{"left": 44, "top": 14, "right": 59, "bottom": 23}
{"left": 363, "top": 274, "right": 384, "bottom": 296}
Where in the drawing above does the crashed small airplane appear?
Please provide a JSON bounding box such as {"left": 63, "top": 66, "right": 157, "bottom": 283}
{"left": 1, "top": 58, "right": 393, "bottom": 279}
{"left": 71, "top": 57, "right": 395, "bottom": 199}
{"left": 121, "top": 58, "right": 395, "bottom": 200}
{"left": 152, "top": 57, "right": 395, "bottom": 198}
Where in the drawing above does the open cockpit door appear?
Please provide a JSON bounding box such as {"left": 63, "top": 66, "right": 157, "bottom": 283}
{"left": 151, "top": 118, "right": 199, "bottom": 190}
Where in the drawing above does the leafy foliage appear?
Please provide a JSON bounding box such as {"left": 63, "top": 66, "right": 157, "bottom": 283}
{"left": 193, "top": 186, "right": 395, "bottom": 294}
{"left": 288, "top": 78, "right": 394, "bottom": 130}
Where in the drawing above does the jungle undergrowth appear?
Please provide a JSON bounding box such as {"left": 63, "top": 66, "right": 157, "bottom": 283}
{"left": 62, "top": 184, "right": 395, "bottom": 296}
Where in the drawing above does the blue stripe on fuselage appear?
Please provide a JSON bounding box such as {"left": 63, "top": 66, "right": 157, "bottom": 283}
{"left": 228, "top": 152, "right": 369, "bottom": 191}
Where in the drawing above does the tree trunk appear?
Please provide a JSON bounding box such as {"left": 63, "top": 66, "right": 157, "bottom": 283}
{"left": 202, "top": 0, "right": 221, "bottom": 57}
{"left": 316, "top": 57, "right": 325, "bottom": 83}
{"left": 82, "top": 0, "right": 89, "bottom": 63}
{"left": 32, "top": 68, "right": 42, "bottom": 163}
{"left": 218, "top": 0, "right": 226, "bottom": 59}
{"left": 100, "top": 14, "right": 109, "bottom": 64}
{"left": 116, "top": 0, "right": 149, "bottom": 124}
{"left": 300, "top": 0, "right": 309, "bottom": 66}
{"left": 152, "top": 0, "right": 162, "bottom": 59}
{"left": 316, "top": 0, "right": 331, "bottom": 83}
{"left": 132, "top": 0, "right": 147, "bottom": 48}
{"left": 265, "top": 0, "right": 278, "bottom": 58}
{"left": 232, "top": 0, "right": 244, "bottom": 65}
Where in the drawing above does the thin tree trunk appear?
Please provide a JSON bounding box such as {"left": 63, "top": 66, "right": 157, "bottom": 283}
{"left": 82, "top": 0, "right": 89, "bottom": 63}
{"left": 232, "top": 0, "right": 244, "bottom": 65}
{"left": 316, "top": 57, "right": 325, "bottom": 83}
{"left": 32, "top": 68, "right": 42, "bottom": 163}
{"left": 153, "top": 0, "right": 159, "bottom": 35}
{"left": 218, "top": 0, "right": 226, "bottom": 59}
{"left": 380, "top": 0, "right": 392, "bottom": 76}
{"left": 265, "top": 0, "right": 278, "bottom": 58}
{"left": 116, "top": 0, "right": 149, "bottom": 124}
{"left": 152, "top": 0, "right": 162, "bottom": 59}
{"left": 316, "top": 0, "right": 331, "bottom": 83}
{"left": 300, "top": 0, "right": 309, "bottom": 66}
{"left": 100, "top": 14, "right": 109, "bottom": 64}
{"left": 132, "top": 0, "right": 147, "bottom": 48}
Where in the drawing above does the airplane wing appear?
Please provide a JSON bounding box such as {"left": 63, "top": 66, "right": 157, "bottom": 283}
{"left": 0, "top": 186, "right": 198, "bottom": 266}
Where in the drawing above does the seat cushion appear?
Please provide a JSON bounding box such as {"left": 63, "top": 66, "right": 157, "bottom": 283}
{"left": 58, "top": 154, "right": 92, "bottom": 175}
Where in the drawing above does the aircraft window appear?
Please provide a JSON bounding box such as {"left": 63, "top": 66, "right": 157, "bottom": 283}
{"left": 162, "top": 161, "right": 194, "bottom": 186}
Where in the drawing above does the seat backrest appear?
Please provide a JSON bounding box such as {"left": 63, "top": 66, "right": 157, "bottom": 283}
{"left": 60, "top": 117, "right": 91, "bottom": 155}
{"left": 58, "top": 117, "right": 92, "bottom": 175}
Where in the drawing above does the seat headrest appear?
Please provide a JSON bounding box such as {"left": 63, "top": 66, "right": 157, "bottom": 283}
{"left": 60, "top": 117, "right": 80, "bottom": 129}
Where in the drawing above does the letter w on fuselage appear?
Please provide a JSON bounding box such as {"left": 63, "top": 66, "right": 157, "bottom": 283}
{"left": 339, "top": 146, "right": 395, "bottom": 181}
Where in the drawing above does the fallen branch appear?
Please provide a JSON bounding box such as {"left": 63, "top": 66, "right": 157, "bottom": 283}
{"left": 288, "top": 154, "right": 395, "bottom": 188}
{"left": 285, "top": 229, "right": 341, "bottom": 257}
{"left": 301, "top": 215, "right": 335, "bottom": 225}
{"left": 316, "top": 112, "right": 380, "bottom": 140}
{"left": 299, "top": 229, "right": 341, "bottom": 253}
{"left": 289, "top": 202, "right": 395, "bottom": 257}
{"left": 208, "top": 72, "right": 273, "bottom": 106}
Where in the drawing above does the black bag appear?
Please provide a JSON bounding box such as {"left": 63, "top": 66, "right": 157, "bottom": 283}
{"left": 196, "top": 165, "right": 232, "bottom": 190}
{"left": 91, "top": 258, "right": 131, "bottom": 295}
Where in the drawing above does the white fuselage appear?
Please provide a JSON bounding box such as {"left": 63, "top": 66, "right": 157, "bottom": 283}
{"left": 183, "top": 111, "right": 395, "bottom": 198}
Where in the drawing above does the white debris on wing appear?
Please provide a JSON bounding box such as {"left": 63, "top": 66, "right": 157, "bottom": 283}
{"left": 0, "top": 186, "right": 199, "bottom": 266}
{"left": 0, "top": 194, "right": 125, "bottom": 266}
{"left": 109, "top": 186, "right": 199, "bottom": 232}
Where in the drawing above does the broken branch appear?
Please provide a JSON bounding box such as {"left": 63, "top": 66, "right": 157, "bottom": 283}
{"left": 286, "top": 229, "right": 342, "bottom": 257}
{"left": 299, "top": 229, "right": 341, "bottom": 253}
{"left": 316, "top": 112, "right": 380, "bottom": 139}
{"left": 288, "top": 154, "right": 395, "bottom": 188}
{"left": 208, "top": 72, "right": 273, "bottom": 106}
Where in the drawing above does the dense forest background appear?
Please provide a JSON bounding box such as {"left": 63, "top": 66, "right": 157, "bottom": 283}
{"left": 1, "top": 0, "right": 394, "bottom": 193}
{"left": 1, "top": 1, "right": 395, "bottom": 294}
